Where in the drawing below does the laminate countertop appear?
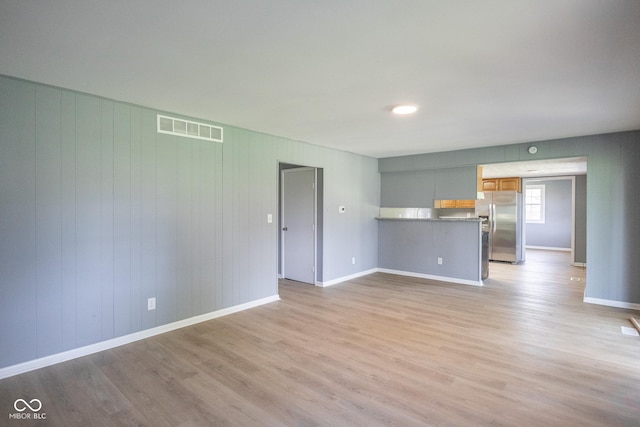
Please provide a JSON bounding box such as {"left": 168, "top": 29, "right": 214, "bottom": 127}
{"left": 375, "top": 217, "right": 484, "bottom": 222}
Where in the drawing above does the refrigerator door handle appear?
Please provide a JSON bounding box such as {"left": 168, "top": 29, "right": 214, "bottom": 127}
{"left": 492, "top": 204, "right": 497, "bottom": 233}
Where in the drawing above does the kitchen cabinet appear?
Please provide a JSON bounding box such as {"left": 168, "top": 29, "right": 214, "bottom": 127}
{"left": 499, "top": 177, "right": 521, "bottom": 192}
{"left": 434, "top": 199, "right": 476, "bottom": 209}
{"left": 380, "top": 170, "right": 437, "bottom": 207}
{"left": 482, "top": 179, "right": 499, "bottom": 192}
{"left": 455, "top": 199, "right": 477, "bottom": 208}
{"left": 434, "top": 166, "right": 478, "bottom": 200}
{"left": 482, "top": 177, "right": 521, "bottom": 192}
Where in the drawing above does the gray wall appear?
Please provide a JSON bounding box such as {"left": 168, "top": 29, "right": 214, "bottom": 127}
{"left": 525, "top": 178, "right": 572, "bottom": 249}
{"left": 0, "top": 75, "right": 379, "bottom": 369}
{"left": 380, "top": 133, "right": 640, "bottom": 304}
{"left": 574, "top": 175, "right": 587, "bottom": 263}
{"left": 378, "top": 220, "right": 481, "bottom": 281}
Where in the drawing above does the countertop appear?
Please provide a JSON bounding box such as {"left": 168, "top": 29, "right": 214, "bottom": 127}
{"left": 375, "top": 217, "right": 484, "bottom": 222}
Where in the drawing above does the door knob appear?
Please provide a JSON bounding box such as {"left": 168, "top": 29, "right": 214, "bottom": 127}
{"left": 282, "top": 227, "right": 288, "bottom": 231}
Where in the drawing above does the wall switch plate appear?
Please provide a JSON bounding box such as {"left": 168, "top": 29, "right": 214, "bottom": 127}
{"left": 147, "top": 297, "right": 156, "bottom": 311}
{"left": 437, "top": 257, "right": 443, "bottom": 265}
{"left": 352, "top": 257, "right": 356, "bottom": 265}
{"left": 339, "top": 206, "right": 346, "bottom": 213}
{"left": 267, "top": 213, "right": 273, "bottom": 223}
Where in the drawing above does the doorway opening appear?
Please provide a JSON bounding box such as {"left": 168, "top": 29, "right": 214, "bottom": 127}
{"left": 480, "top": 156, "right": 587, "bottom": 268}
{"left": 278, "top": 163, "right": 324, "bottom": 285}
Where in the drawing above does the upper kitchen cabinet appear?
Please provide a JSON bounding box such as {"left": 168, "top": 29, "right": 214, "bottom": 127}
{"left": 482, "top": 177, "right": 521, "bottom": 192}
{"left": 434, "top": 166, "right": 478, "bottom": 200}
{"left": 434, "top": 199, "right": 476, "bottom": 208}
{"left": 380, "top": 170, "right": 437, "bottom": 207}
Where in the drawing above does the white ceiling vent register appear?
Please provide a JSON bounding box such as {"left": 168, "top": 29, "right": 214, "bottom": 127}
{"left": 157, "top": 114, "right": 223, "bottom": 142}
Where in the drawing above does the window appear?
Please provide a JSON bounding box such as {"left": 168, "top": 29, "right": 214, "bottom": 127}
{"left": 525, "top": 184, "right": 545, "bottom": 223}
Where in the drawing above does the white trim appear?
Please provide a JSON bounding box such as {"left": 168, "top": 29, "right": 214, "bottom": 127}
{"left": 316, "top": 268, "right": 484, "bottom": 288}
{"left": 572, "top": 262, "right": 586, "bottom": 267}
{"left": 0, "top": 294, "right": 280, "bottom": 380}
{"left": 526, "top": 245, "right": 571, "bottom": 252}
{"left": 584, "top": 297, "right": 640, "bottom": 311}
{"left": 377, "top": 268, "right": 484, "bottom": 287}
{"left": 316, "top": 268, "right": 378, "bottom": 287}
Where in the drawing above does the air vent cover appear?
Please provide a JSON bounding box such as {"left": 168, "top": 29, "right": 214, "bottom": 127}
{"left": 157, "top": 114, "right": 223, "bottom": 142}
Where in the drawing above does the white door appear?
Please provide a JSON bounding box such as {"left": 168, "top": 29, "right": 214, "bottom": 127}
{"left": 281, "top": 168, "right": 316, "bottom": 284}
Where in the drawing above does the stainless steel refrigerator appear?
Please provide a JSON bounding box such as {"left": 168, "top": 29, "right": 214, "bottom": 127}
{"left": 475, "top": 191, "right": 525, "bottom": 264}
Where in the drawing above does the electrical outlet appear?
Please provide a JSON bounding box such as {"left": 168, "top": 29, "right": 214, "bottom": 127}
{"left": 437, "top": 257, "right": 443, "bottom": 265}
{"left": 147, "top": 297, "right": 156, "bottom": 311}
{"left": 352, "top": 257, "right": 356, "bottom": 265}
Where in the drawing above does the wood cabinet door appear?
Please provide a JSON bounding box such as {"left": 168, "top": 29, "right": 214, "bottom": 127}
{"left": 456, "top": 199, "right": 476, "bottom": 208}
{"left": 482, "top": 179, "right": 498, "bottom": 191}
{"left": 439, "top": 200, "right": 457, "bottom": 208}
{"left": 499, "top": 177, "right": 521, "bottom": 192}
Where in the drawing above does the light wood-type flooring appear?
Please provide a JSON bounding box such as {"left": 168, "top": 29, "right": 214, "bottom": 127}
{"left": 1, "top": 250, "right": 639, "bottom": 426}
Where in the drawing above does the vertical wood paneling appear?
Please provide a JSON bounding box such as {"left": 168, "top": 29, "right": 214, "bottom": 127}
{"left": 113, "top": 103, "right": 132, "bottom": 337}
{"left": 602, "top": 141, "right": 626, "bottom": 300}
{"left": 621, "top": 141, "right": 640, "bottom": 302}
{"left": 262, "top": 136, "right": 278, "bottom": 297}
{"left": 0, "top": 76, "right": 378, "bottom": 369}
{"left": 0, "top": 78, "right": 37, "bottom": 366}
{"left": 155, "top": 133, "right": 178, "bottom": 325}
{"left": 212, "top": 138, "right": 224, "bottom": 309}
{"left": 101, "top": 100, "right": 115, "bottom": 341}
{"left": 60, "top": 91, "right": 77, "bottom": 351}
{"left": 199, "top": 140, "right": 211, "bottom": 311}
{"left": 191, "top": 138, "right": 202, "bottom": 315}
{"left": 198, "top": 140, "right": 214, "bottom": 312}
{"left": 129, "top": 107, "right": 142, "bottom": 333}
{"left": 222, "top": 130, "right": 235, "bottom": 309}
{"left": 35, "top": 85, "right": 63, "bottom": 357}
{"left": 177, "top": 135, "right": 193, "bottom": 319}
{"left": 236, "top": 131, "right": 250, "bottom": 305}
{"left": 247, "top": 134, "right": 262, "bottom": 298}
{"left": 139, "top": 109, "right": 157, "bottom": 330}
{"left": 74, "top": 94, "right": 102, "bottom": 346}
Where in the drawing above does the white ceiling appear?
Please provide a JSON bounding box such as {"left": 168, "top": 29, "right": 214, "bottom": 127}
{"left": 1, "top": 1, "right": 639, "bottom": 158}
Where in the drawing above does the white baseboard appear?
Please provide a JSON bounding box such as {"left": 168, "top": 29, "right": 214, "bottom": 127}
{"left": 316, "top": 268, "right": 379, "bottom": 287}
{"left": 317, "top": 268, "right": 483, "bottom": 287}
{"left": 583, "top": 297, "right": 640, "bottom": 311}
{"left": 0, "top": 294, "right": 280, "bottom": 380}
{"left": 526, "top": 246, "right": 571, "bottom": 252}
{"left": 377, "top": 268, "right": 484, "bottom": 287}
{"left": 572, "top": 262, "right": 586, "bottom": 267}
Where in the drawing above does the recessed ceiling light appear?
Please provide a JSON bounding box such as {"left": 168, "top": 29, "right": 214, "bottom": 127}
{"left": 391, "top": 105, "right": 417, "bottom": 115}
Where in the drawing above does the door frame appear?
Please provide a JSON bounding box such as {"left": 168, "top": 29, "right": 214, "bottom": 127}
{"left": 280, "top": 166, "right": 318, "bottom": 284}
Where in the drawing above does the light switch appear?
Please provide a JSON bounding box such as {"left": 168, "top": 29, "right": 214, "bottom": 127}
{"left": 267, "top": 214, "right": 273, "bottom": 223}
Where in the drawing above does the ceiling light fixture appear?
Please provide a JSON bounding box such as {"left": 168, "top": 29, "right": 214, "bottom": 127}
{"left": 391, "top": 105, "right": 417, "bottom": 115}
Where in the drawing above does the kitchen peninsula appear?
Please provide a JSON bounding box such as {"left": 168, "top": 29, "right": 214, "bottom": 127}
{"left": 377, "top": 210, "right": 484, "bottom": 286}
